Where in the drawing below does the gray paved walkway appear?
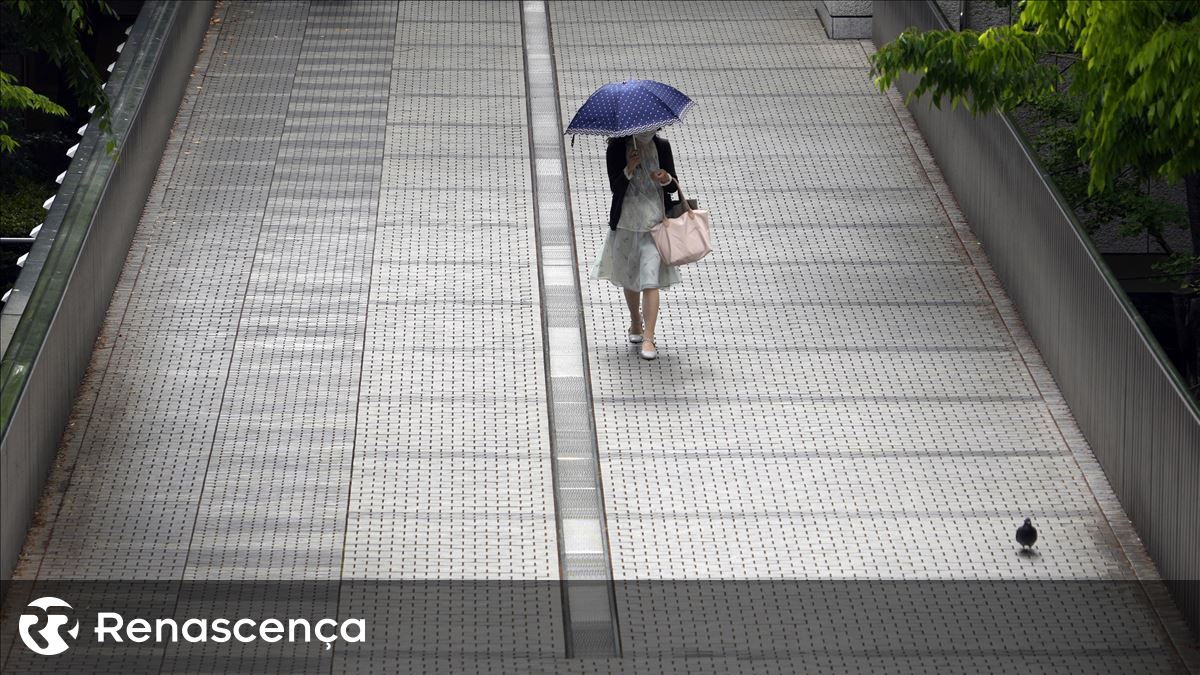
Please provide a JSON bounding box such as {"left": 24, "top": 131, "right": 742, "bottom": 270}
{"left": 3, "top": 1, "right": 1193, "bottom": 672}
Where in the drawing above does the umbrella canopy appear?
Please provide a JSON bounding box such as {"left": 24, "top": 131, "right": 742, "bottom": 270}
{"left": 566, "top": 79, "right": 694, "bottom": 138}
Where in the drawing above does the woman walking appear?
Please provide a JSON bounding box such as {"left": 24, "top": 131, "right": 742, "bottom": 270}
{"left": 590, "top": 129, "right": 682, "bottom": 360}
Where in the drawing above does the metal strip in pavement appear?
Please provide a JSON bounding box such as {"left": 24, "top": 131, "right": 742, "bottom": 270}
{"left": 520, "top": 0, "right": 621, "bottom": 659}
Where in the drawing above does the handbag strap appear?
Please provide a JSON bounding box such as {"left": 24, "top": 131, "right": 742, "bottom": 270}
{"left": 667, "top": 174, "right": 693, "bottom": 213}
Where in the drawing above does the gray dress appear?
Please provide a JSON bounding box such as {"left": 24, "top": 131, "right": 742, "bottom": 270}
{"left": 589, "top": 139, "right": 682, "bottom": 291}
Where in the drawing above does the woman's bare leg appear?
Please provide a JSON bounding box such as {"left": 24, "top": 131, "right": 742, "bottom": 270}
{"left": 623, "top": 288, "right": 642, "bottom": 335}
{"left": 641, "top": 288, "right": 660, "bottom": 346}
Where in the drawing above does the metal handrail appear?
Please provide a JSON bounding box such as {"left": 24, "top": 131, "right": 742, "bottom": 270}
{"left": 0, "top": 4, "right": 172, "bottom": 427}
{"left": 0, "top": 0, "right": 214, "bottom": 580}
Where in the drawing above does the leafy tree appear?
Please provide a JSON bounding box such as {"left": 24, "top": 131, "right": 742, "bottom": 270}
{"left": 1028, "top": 90, "right": 1186, "bottom": 260}
{"left": 871, "top": 0, "right": 1200, "bottom": 396}
{"left": 0, "top": 0, "right": 115, "bottom": 152}
{"left": 870, "top": 0, "right": 1198, "bottom": 270}
{"left": 0, "top": 72, "right": 65, "bottom": 152}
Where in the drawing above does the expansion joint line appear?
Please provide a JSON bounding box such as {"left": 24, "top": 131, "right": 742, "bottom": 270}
{"left": 519, "top": 0, "right": 622, "bottom": 659}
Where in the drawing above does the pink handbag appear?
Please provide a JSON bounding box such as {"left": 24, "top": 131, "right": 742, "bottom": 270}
{"left": 650, "top": 177, "right": 712, "bottom": 266}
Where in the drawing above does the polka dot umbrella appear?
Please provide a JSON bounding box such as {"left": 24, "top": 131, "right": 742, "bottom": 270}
{"left": 566, "top": 79, "right": 695, "bottom": 140}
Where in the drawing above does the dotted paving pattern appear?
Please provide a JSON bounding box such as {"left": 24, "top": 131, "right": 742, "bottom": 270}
{"left": 5, "top": 1, "right": 561, "bottom": 671}
{"left": 554, "top": 0, "right": 1192, "bottom": 670}
{"left": 336, "top": 0, "right": 564, "bottom": 666}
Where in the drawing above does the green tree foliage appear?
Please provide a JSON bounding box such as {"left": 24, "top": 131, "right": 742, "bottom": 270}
{"left": 1029, "top": 91, "right": 1186, "bottom": 256}
{"left": 1027, "top": 1, "right": 1198, "bottom": 189}
{"left": 873, "top": 0, "right": 1200, "bottom": 394}
{"left": 0, "top": 0, "right": 115, "bottom": 152}
{"left": 869, "top": 23, "right": 1060, "bottom": 114}
{"left": 0, "top": 72, "right": 66, "bottom": 152}
{"left": 871, "top": 0, "right": 1199, "bottom": 193}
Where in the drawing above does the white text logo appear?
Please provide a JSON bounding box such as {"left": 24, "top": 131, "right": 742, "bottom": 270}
{"left": 94, "top": 613, "right": 365, "bottom": 651}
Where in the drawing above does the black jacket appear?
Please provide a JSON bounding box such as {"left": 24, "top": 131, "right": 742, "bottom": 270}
{"left": 606, "top": 136, "right": 679, "bottom": 230}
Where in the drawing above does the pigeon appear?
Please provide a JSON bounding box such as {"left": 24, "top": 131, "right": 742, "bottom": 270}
{"left": 1016, "top": 518, "right": 1038, "bottom": 551}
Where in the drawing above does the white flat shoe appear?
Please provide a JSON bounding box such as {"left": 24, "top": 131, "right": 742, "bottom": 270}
{"left": 628, "top": 321, "right": 644, "bottom": 344}
{"left": 639, "top": 340, "right": 658, "bottom": 360}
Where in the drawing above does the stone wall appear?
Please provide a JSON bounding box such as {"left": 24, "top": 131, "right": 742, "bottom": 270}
{"left": 817, "top": 1, "right": 872, "bottom": 39}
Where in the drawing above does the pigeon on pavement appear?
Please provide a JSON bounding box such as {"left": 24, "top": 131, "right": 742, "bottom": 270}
{"left": 1016, "top": 518, "right": 1038, "bottom": 551}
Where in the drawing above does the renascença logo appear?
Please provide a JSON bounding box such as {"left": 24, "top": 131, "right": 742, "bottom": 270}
{"left": 92, "top": 613, "right": 365, "bottom": 650}
{"left": 19, "top": 597, "right": 80, "bottom": 656}
{"left": 16, "top": 597, "right": 365, "bottom": 654}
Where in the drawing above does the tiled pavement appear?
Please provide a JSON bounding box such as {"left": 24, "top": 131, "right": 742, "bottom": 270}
{"left": 556, "top": 0, "right": 1130, "bottom": 581}
{"left": 2, "top": 1, "right": 1194, "bottom": 672}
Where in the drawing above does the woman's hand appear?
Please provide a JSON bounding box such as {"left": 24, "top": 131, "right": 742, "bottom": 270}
{"left": 625, "top": 148, "right": 641, "bottom": 174}
{"left": 650, "top": 169, "right": 672, "bottom": 185}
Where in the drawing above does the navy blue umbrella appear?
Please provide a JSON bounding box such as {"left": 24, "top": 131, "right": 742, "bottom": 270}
{"left": 566, "top": 79, "right": 694, "bottom": 138}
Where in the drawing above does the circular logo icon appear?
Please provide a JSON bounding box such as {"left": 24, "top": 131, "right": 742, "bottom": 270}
{"left": 18, "top": 596, "right": 79, "bottom": 656}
